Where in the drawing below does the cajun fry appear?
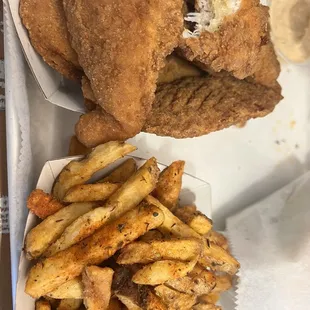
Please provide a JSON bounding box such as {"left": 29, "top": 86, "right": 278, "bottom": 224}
{"left": 35, "top": 299, "right": 51, "bottom": 310}
{"left": 52, "top": 141, "right": 136, "bottom": 200}
{"left": 27, "top": 189, "right": 64, "bottom": 219}
{"left": 25, "top": 202, "right": 96, "bottom": 260}
{"left": 193, "top": 304, "right": 222, "bottom": 310}
{"left": 145, "top": 196, "right": 200, "bottom": 238}
{"left": 154, "top": 285, "right": 196, "bottom": 309}
{"left": 25, "top": 203, "right": 164, "bottom": 298}
{"left": 63, "top": 183, "right": 121, "bottom": 203}
{"left": 132, "top": 259, "right": 197, "bottom": 285}
{"left": 165, "top": 268, "right": 216, "bottom": 295}
{"left": 212, "top": 274, "right": 233, "bottom": 293}
{"left": 57, "top": 299, "right": 82, "bottom": 310}
{"left": 199, "top": 241, "right": 240, "bottom": 275}
{"left": 207, "top": 231, "right": 229, "bottom": 250}
{"left": 46, "top": 277, "right": 83, "bottom": 299}
{"left": 117, "top": 239, "right": 202, "bottom": 265}
{"left": 152, "top": 160, "right": 185, "bottom": 210}
{"left": 174, "top": 205, "right": 213, "bottom": 235}
{"left": 82, "top": 266, "right": 114, "bottom": 310}
{"left": 145, "top": 290, "right": 167, "bottom": 310}
{"left": 45, "top": 158, "right": 160, "bottom": 257}
{"left": 138, "top": 230, "right": 164, "bottom": 242}
{"left": 98, "top": 158, "right": 137, "bottom": 183}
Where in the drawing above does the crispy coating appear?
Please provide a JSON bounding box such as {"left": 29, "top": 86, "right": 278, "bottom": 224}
{"left": 178, "top": 0, "right": 270, "bottom": 79}
{"left": 27, "top": 189, "right": 64, "bottom": 219}
{"left": 143, "top": 76, "right": 282, "bottom": 138}
{"left": 19, "top": 0, "right": 82, "bottom": 80}
{"left": 64, "top": 0, "right": 184, "bottom": 143}
{"left": 248, "top": 43, "right": 281, "bottom": 89}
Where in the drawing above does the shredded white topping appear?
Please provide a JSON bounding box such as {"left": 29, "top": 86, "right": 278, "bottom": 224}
{"left": 183, "top": 0, "right": 241, "bottom": 38}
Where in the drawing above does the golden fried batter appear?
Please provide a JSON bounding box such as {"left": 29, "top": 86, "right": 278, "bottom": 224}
{"left": 179, "top": 0, "right": 270, "bottom": 79}
{"left": 143, "top": 76, "right": 283, "bottom": 138}
{"left": 75, "top": 75, "right": 282, "bottom": 146}
{"left": 63, "top": 0, "right": 184, "bottom": 144}
{"left": 27, "top": 189, "right": 64, "bottom": 219}
{"left": 19, "top": 0, "right": 82, "bottom": 80}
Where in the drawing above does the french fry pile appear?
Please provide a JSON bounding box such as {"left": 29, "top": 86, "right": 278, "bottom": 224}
{"left": 25, "top": 141, "right": 240, "bottom": 310}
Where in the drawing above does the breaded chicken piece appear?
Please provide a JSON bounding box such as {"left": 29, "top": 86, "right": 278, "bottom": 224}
{"left": 247, "top": 43, "right": 281, "bottom": 89}
{"left": 143, "top": 76, "right": 282, "bottom": 138}
{"left": 75, "top": 75, "right": 282, "bottom": 146}
{"left": 179, "top": 0, "right": 270, "bottom": 79}
{"left": 27, "top": 189, "right": 64, "bottom": 219}
{"left": 63, "top": 0, "right": 184, "bottom": 146}
{"left": 20, "top": 0, "right": 82, "bottom": 81}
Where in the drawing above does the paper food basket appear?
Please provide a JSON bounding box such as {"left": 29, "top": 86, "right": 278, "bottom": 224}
{"left": 7, "top": 0, "right": 84, "bottom": 112}
{"left": 15, "top": 155, "right": 221, "bottom": 309}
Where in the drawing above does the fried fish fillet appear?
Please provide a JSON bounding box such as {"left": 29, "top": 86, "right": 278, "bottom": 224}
{"left": 179, "top": 0, "right": 270, "bottom": 79}
{"left": 20, "top": 0, "right": 82, "bottom": 81}
{"left": 75, "top": 75, "right": 282, "bottom": 146}
{"left": 143, "top": 76, "right": 282, "bottom": 138}
{"left": 63, "top": 0, "right": 184, "bottom": 146}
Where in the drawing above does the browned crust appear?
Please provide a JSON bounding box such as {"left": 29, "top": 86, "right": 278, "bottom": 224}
{"left": 143, "top": 76, "right": 282, "bottom": 138}
{"left": 178, "top": 1, "right": 270, "bottom": 79}
{"left": 27, "top": 189, "right": 64, "bottom": 219}
{"left": 19, "top": 0, "right": 82, "bottom": 81}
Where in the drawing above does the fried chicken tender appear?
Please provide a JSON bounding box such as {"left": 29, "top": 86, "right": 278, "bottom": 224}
{"left": 63, "top": 0, "right": 184, "bottom": 147}
{"left": 143, "top": 76, "right": 283, "bottom": 138}
{"left": 179, "top": 0, "right": 270, "bottom": 79}
{"left": 19, "top": 0, "right": 82, "bottom": 81}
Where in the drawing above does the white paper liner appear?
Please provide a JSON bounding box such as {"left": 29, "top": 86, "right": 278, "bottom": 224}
{"left": 4, "top": 0, "right": 34, "bottom": 302}
{"left": 226, "top": 171, "right": 310, "bottom": 310}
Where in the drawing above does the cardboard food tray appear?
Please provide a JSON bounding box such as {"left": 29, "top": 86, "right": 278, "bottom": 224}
{"left": 7, "top": 0, "right": 84, "bottom": 112}
{"left": 15, "top": 155, "right": 214, "bottom": 309}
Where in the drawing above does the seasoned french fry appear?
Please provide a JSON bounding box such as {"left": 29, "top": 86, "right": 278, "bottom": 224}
{"left": 193, "top": 303, "right": 222, "bottom": 310}
{"left": 107, "top": 298, "right": 123, "bottom": 310}
{"left": 154, "top": 285, "right": 196, "bottom": 309}
{"left": 35, "top": 299, "right": 51, "bottom": 310}
{"left": 25, "top": 202, "right": 96, "bottom": 260}
{"left": 113, "top": 267, "right": 142, "bottom": 310}
{"left": 145, "top": 290, "right": 167, "bottom": 310}
{"left": 198, "top": 293, "right": 220, "bottom": 305}
{"left": 63, "top": 183, "right": 121, "bottom": 203}
{"left": 46, "top": 277, "right": 83, "bottom": 299}
{"left": 145, "top": 196, "right": 200, "bottom": 239}
{"left": 174, "top": 205, "right": 213, "bottom": 235}
{"left": 52, "top": 141, "right": 136, "bottom": 200}
{"left": 199, "top": 242, "right": 240, "bottom": 275}
{"left": 45, "top": 158, "right": 160, "bottom": 257}
{"left": 207, "top": 231, "right": 229, "bottom": 250}
{"left": 117, "top": 239, "right": 202, "bottom": 265}
{"left": 25, "top": 203, "right": 164, "bottom": 298}
{"left": 138, "top": 230, "right": 164, "bottom": 242}
{"left": 212, "top": 274, "right": 233, "bottom": 293}
{"left": 98, "top": 158, "right": 137, "bottom": 183}
{"left": 132, "top": 259, "right": 197, "bottom": 285}
{"left": 115, "top": 295, "right": 141, "bottom": 310}
{"left": 57, "top": 298, "right": 82, "bottom": 310}
{"left": 27, "top": 189, "right": 64, "bottom": 219}
{"left": 165, "top": 268, "right": 216, "bottom": 295}
{"left": 82, "top": 266, "right": 114, "bottom": 310}
{"left": 68, "top": 136, "right": 91, "bottom": 156}
{"left": 152, "top": 161, "right": 185, "bottom": 210}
